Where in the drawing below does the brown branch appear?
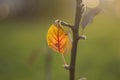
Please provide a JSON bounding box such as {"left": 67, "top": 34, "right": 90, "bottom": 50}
{"left": 69, "top": 0, "right": 83, "bottom": 80}
{"left": 55, "top": 19, "right": 73, "bottom": 30}
{"left": 60, "top": 21, "right": 74, "bottom": 30}
{"left": 54, "top": 0, "right": 85, "bottom": 80}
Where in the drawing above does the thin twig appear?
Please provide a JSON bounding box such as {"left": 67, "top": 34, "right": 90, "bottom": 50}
{"left": 55, "top": 19, "right": 73, "bottom": 30}
{"left": 60, "top": 21, "right": 74, "bottom": 30}
{"left": 61, "top": 54, "right": 70, "bottom": 70}
{"left": 61, "top": 54, "right": 67, "bottom": 65}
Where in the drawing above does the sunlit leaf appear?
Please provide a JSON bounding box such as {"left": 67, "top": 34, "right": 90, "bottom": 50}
{"left": 47, "top": 24, "right": 72, "bottom": 54}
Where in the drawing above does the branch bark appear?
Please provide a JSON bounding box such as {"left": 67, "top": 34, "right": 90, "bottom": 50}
{"left": 60, "top": 21, "right": 74, "bottom": 30}
{"left": 55, "top": 19, "right": 74, "bottom": 30}
{"left": 69, "top": 0, "right": 83, "bottom": 80}
{"left": 55, "top": 0, "right": 84, "bottom": 80}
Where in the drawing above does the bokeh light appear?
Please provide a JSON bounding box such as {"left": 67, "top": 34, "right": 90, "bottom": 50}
{"left": 0, "top": 3, "right": 9, "bottom": 20}
{"left": 114, "top": 1, "right": 120, "bottom": 18}
{"left": 107, "top": 0, "right": 115, "bottom": 2}
{"left": 83, "top": 0, "right": 100, "bottom": 8}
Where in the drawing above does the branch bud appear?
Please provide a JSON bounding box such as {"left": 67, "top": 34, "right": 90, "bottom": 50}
{"left": 79, "top": 77, "right": 87, "bottom": 80}
{"left": 78, "top": 35, "right": 86, "bottom": 40}
{"left": 63, "top": 64, "right": 70, "bottom": 70}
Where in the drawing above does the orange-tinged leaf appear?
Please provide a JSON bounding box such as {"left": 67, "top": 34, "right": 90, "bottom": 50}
{"left": 47, "top": 24, "right": 72, "bottom": 54}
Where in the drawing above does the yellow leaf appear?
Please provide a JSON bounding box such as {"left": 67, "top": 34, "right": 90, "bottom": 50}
{"left": 47, "top": 24, "right": 72, "bottom": 54}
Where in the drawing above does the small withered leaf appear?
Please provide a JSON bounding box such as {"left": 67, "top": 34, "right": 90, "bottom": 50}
{"left": 81, "top": 8, "right": 102, "bottom": 30}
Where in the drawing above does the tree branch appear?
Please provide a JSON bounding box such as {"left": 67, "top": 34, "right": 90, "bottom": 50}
{"left": 55, "top": 19, "right": 73, "bottom": 30}
{"left": 61, "top": 21, "right": 74, "bottom": 30}
{"left": 54, "top": 1, "right": 85, "bottom": 80}
{"left": 69, "top": 0, "right": 83, "bottom": 80}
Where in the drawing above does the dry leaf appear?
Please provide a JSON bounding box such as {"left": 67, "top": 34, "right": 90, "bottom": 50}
{"left": 47, "top": 24, "right": 72, "bottom": 54}
{"left": 81, "top": 8, "right": 102, "bottom": 30}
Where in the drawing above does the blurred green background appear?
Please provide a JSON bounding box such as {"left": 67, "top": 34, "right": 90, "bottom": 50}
{"left": 0, "top": 0, "right": 120, "bottom": 80}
